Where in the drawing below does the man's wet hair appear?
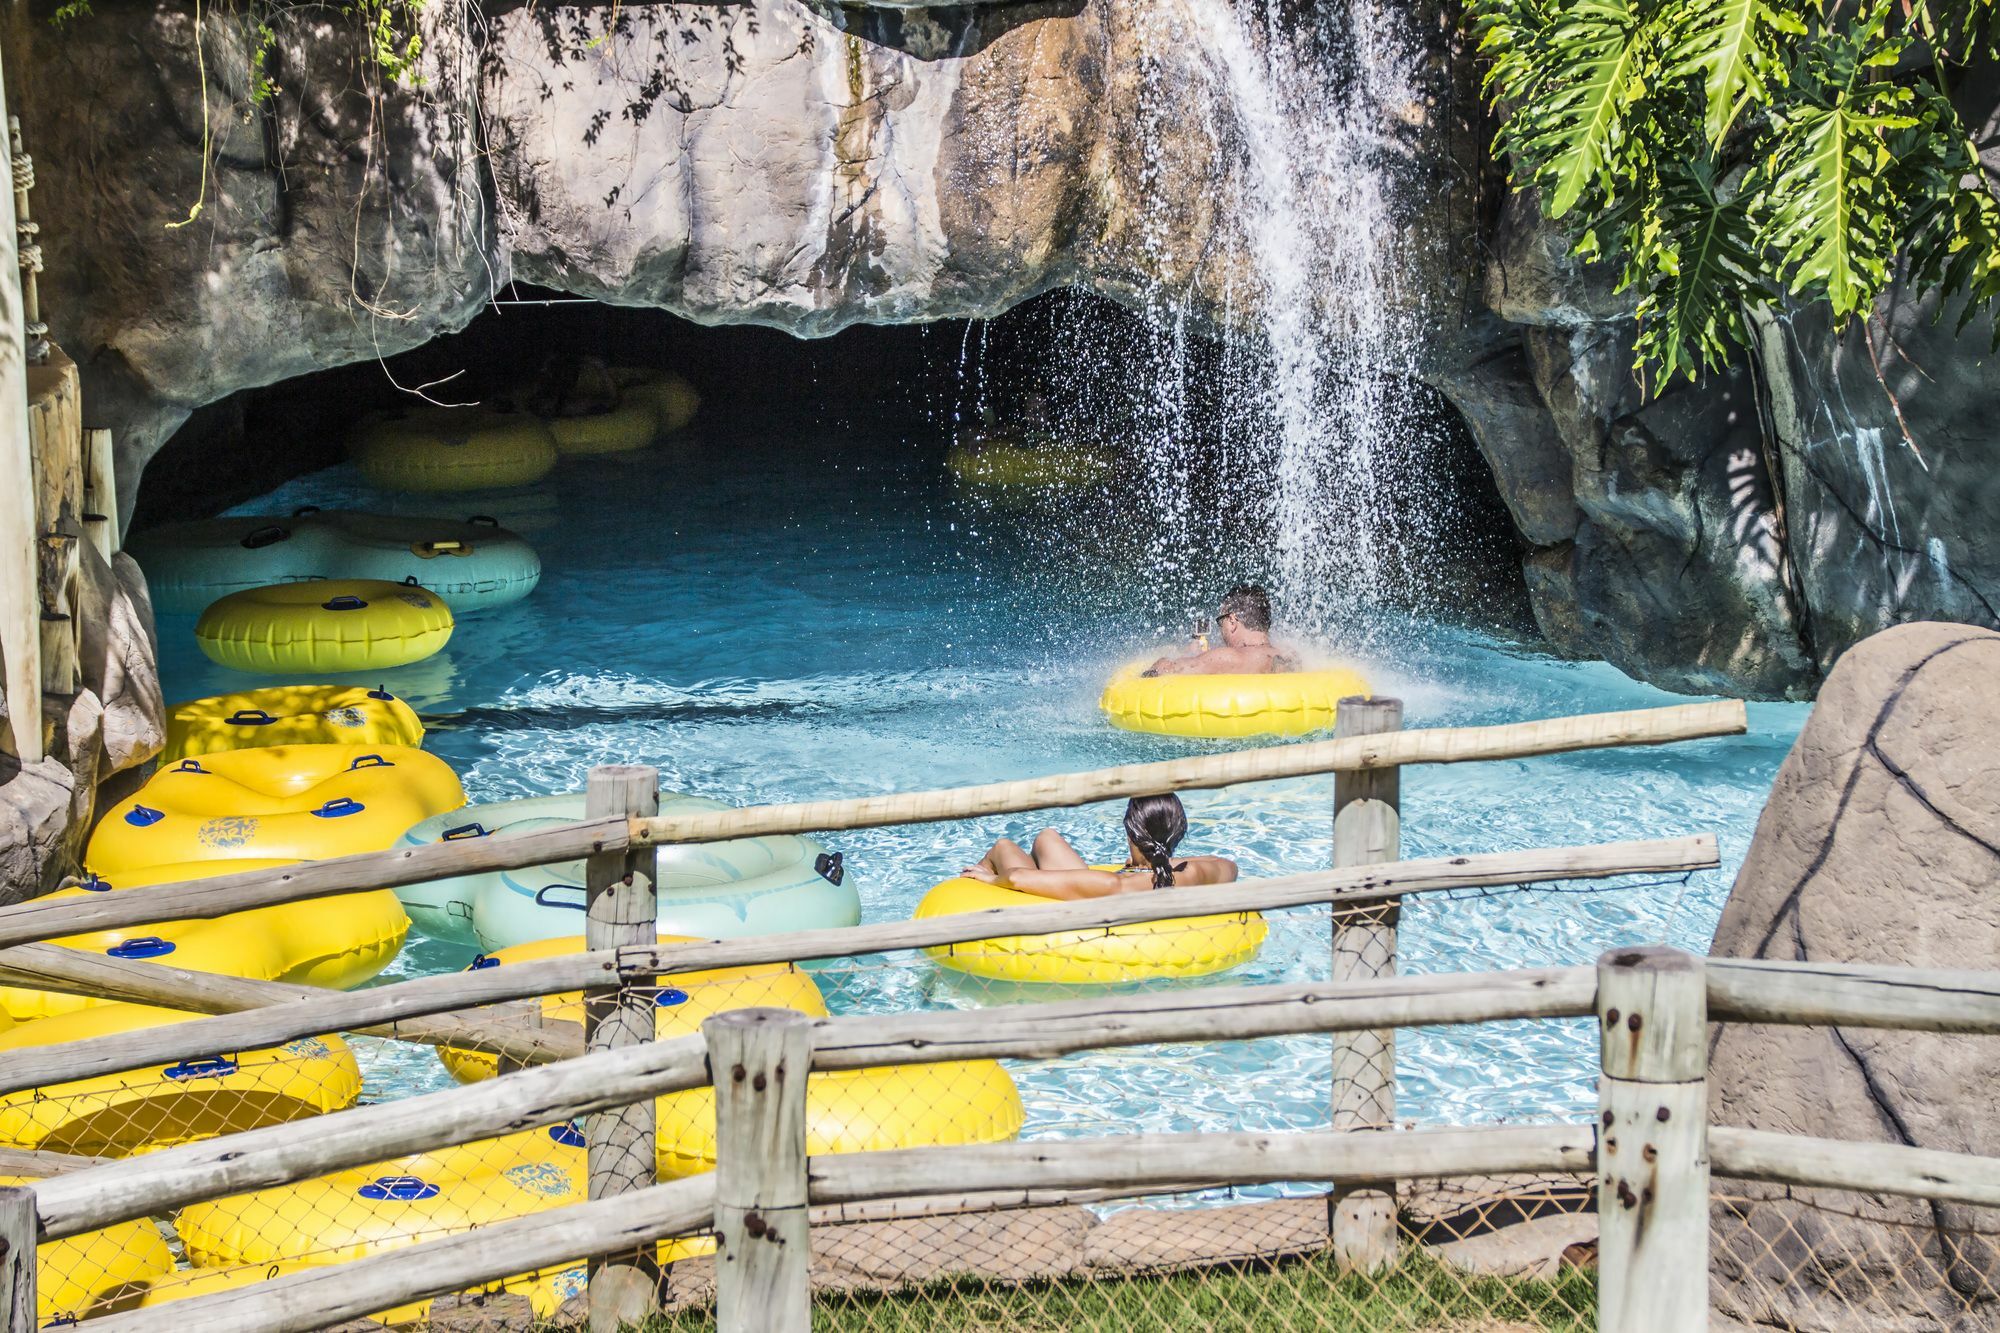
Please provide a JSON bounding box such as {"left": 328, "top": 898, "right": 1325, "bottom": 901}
{"left": 1218, "top": 584, "right": 1272, "bottom": 632}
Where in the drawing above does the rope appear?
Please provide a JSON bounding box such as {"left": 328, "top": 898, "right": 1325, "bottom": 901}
{"left": 11, "top": 153, "right": 31, "bottom": 193}
{"left": 17, "top": 244, "right": 41, "bottom": 275}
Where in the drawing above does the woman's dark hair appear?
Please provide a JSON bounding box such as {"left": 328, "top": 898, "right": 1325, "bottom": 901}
{"left": 1124, "top": 794, "right": 1189, "bottom": 889}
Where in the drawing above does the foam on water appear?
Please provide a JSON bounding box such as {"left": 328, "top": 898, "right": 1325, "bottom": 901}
{"left": 150, "top": 419, "right": 1807, "bottom": 1163}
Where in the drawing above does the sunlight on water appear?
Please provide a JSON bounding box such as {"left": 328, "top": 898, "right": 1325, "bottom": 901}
{"left": 150, "top": 419, "right": 1807, "bottom": 1161}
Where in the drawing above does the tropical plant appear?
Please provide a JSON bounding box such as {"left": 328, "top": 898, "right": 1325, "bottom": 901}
{"left": 1471, "top": 0, "right": 2000, "bottom": 386}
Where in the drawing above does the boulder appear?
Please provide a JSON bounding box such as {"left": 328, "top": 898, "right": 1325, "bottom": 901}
{"left": 1708, "top": 622, "right": 2000, "bottom": 1330}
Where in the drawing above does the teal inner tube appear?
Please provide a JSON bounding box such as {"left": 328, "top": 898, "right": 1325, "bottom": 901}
{"left": 129, "top": 511, "right": 541, "bottom": 616}
{"left": 395, "top": 793, "right": 860, "bottom": 949}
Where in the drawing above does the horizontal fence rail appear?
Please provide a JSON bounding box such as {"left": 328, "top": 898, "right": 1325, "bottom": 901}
{"left": 1705, "top": 957, "right": 2000, "bottom": 1032}
{"left": 45, "top": 946, "right": 2000, "bottom": 1333}
{"left": 28, "top": 964, "right": 1599, "bottom": 1241}
{"left": 630, "top": 701, "right": 1747, "bottom": 844}
{"left": 0, "top": 836, "right": 1713, "bottom": 1098}
{"left": 1708, "top": 1126, "right": 2000, "bottom": 1209}
{"left": 0, "top": 702, "right": 1745, "bottom": 949}
{"left": 73, "top": 1174, "right": 719, "bottom": 1333}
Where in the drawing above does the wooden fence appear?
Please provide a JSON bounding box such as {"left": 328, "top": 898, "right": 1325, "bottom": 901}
{"left": 0, "top": 697, "right": 1802, "bottom": 1329}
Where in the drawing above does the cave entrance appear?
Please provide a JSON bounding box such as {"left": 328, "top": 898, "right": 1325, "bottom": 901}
{"left": 132, "top": 285, "right": 1528, "bottom": 643}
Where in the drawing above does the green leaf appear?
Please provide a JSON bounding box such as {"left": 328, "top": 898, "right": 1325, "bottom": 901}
{"left": 1495, "top": 0, "right": 1652, "bottom": 218}
{"left": 1666, "top": 0, "right": 1803, "bottom": 144}
{"left": 1632, "top": 161, "right": 1769, "bottom": 381}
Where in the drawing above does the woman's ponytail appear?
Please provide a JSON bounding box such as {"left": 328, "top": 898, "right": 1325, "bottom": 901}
{"left": 1124, "top": 794, "right": 1189, "bottom": 890}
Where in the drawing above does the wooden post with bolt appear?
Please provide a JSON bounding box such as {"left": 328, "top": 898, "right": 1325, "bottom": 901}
{"left": 1596, "top": 946, "right": 1710, "bottom": 1331}
{"left": 0, "top": 1183, "right": 33, "bottom": 1331}
{"left": 710, "top": 1008, "right": 813, "bottom": 1333}
{"left": 583, "top": 764, "right": 661, "bottom": 1332}
{"left": 1329, "top": 695, "right": 1403, "bottom": 1272}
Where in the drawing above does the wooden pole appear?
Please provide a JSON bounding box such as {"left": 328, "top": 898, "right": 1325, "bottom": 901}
{"left": 1596, "top": 946, "right": 1709, "bottom": 1332}
{"left": 82, "top": 428, "right": 117, "bottom": 561}
{"left": 0, "top": 76, "right": 40, "bottom": 764}
{"left": 584, "top": 764, "right": 660, "bottom": 1331}
{"left": 710, "top": 1008, "right": 812, "bottom": 1333}
{"left": 1330, "top": 695, "right": 1401, "bottom": 1273}
{"left": 0, "top": 1184, "right": 32, "bottom": 1332}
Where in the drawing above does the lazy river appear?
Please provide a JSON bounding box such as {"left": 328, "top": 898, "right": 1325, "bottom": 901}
{"left": 147, "top": 403, "right": 1809, "bottom": 1169}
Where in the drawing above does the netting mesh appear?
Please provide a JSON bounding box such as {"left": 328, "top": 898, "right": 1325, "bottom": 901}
{"left": 12, "top": 880, "right": 1993, "bottom": 1331}
{"left": 1711, "top": 1186, "right": 2000, "bottom": 1331}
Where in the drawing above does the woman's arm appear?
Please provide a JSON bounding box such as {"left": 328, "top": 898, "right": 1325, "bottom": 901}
{"left": 998, "top": 867, "right": 1134, "bottom": 900}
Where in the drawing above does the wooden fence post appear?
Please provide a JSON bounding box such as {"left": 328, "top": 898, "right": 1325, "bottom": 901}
{"left": 82, "top": 428, "right": 117, "bottom": 562}
{"left": 1330, "top": 696, "right": 1402, "bottom": 1272}
{"left": 583, "top": 764, "right": 659, "bottom": 1332}
{"left": 1596, "top": 946, "right": 1709, "bottom": 1331}
{"left": 0, "top": 1183, "right": 33, "bottom": 1331}
{"left": 709, "top": 1008, "right": 812, "bottom": 1333}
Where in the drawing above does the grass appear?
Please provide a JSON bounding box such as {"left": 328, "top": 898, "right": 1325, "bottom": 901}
{"left": 629, "top": 1248, "right": 1597, "bottom": 1332}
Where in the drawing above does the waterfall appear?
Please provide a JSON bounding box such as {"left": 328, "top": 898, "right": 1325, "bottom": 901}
{"left": 1128, "top": 0, "right": 1432, "bottom": 639}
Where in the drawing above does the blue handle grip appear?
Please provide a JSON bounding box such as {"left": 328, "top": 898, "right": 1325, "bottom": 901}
{"left": 164, "top": 1056, "right": 238, "bottom": 1081}
{"left": 358, "top": 1176, "right": 440, "bottom": 1202}
{"left": 312, "top": 798, "right": 365, "bottom": 819}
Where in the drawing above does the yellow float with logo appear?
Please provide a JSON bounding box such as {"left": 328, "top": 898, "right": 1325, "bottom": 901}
{"left": 0, "top": 1006, "right": 360, "bottom": 1157}
{"left": 353, "top": 405, "right": 558, "bottom": 493}
{"left": 127, "top": 1253, "right": 695, "bottom": 1324}
{"left": 0, "top": 860, "right": 411, "bottom": 1024}
{"left": 164, "top": 684, "right": 424, "bottom": 762}
{"left": 1098, "top": 660, "right": 1374, "bottom": 738}
{"left": 436, "top": 935, "right": 827, "bottom": 1084}
{"left": 438, "top": 938, "right": 1025, "bottom": 1177}
{"left": 914, "top": 874, "right": 1267, "bottom": 984}
{"left": 610, "top": 367, "right": 699, "bottom": 435}
{"left": 174, "top": 1124, "right": 708, "bottom": 1316}
{"left": 19, "top": 1183, "right": 176, "bottom": 1326}
{"left": 88, "top": 744, "right": 465, "bottom": 873}
{"left": 195, "top": 579, "right": 455, "bottom": 674}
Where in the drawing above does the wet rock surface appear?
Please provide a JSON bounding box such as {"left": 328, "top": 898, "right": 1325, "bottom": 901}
{"left": 0, "top": 549, "right": 163, "bottom": 901}
{"left": 1707, "top": 622, "right": 2000, "bottom": 1328}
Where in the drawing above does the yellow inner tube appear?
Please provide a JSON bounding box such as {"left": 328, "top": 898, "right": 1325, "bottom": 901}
{"left": 945, "top": 438, "right": 1118, "bottom": 488}
{"left": 656, "top": 1060, "right": 1026, "bottom": 1179}
{"left": 610, "top": 367, "right": 699, "bottom": 435}
{"left": 353, "top": 406, "right": 558, "bottom": 494}
{"left": 18, "top": 1176, "right": 176, "bottom": 1326}
{"left": 915, "top": 873, "right": 1267, "bottom": 984}
{"left": 175, "top": 1124, "right": 709, "bottom": 1312}
{"left": 88, "top": 743, "right": 465, "bottom": 872}
{"left": 0, "top": 860, "right": 410, "bottom": 1024}
{"left": 543, "top": 401, "right": 657, "bottom": 456}
{"left": 1099, "top": 660, "right": 1373, "bottom": 738}
{"left": 165, "top": 684, "right": 424, "bottom": 761}
{"left": 443, "top": 939, "right": 1023, "bottom": 1178}
{"left": 195, "top": 579, "right": 455, "bottom": 675}
{"left": 436, "top": 935, "right": 828, "bottom": 1084}
{"left": 0, "top": 1005, "right": 359, "bottom": 1157}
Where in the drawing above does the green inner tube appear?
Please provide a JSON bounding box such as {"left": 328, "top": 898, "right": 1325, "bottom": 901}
{"left": 396, "top": 792, "right": 860, "bottom": 949}
{"left": 130, "top": 511, "right": 541, "bottom": 616}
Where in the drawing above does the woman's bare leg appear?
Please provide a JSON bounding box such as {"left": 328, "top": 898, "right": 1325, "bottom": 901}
{"left": 979, "top": 836, "right": 1037, "bottom": 878}
{"left": 1030, "top": 827, "right": 1090, "bottom": 870}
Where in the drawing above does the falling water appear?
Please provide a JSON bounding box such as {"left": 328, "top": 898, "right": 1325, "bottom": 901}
{"left": 946, "top": 0, "right": 1435, "bottom": 642}
{"left": 1174, "top": 0, "right": 1429, "bottom": 630}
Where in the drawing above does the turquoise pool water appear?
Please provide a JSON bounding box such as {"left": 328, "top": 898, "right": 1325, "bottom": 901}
{"left": 147, "top": 408, "right": 1809, "bottom": 1150}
